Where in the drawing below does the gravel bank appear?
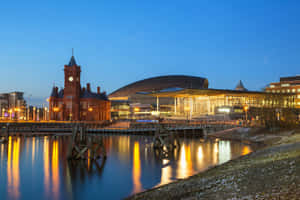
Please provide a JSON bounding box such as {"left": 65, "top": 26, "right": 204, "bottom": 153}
{"left": 127, "top": 131, "right": 300, "bottom": 200}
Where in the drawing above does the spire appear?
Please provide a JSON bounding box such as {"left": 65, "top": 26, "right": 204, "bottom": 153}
{"left": 235, "top": 80, "right": 247, "bottom": 91}
{"left": 68, "top": 48, "right": 77, "bottom": 66}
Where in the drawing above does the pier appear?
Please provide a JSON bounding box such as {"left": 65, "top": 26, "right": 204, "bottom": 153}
{"left": 0, "top": 121, "right": 239, "bottom": 138}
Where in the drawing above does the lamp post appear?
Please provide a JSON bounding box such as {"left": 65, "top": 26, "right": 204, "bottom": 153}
{"left": 44, "top": 107, "right": 48, "bottom": 121}
{"left": 243, "top": 105, "right": 249, "bottom": 125}
{"left": 184, "top": 106, "right": 190, "bottom": 123}
{"left": 53, "top": 107, "right": 59, "bottom": 121}
{"left": 37, "top": 108, "right": 40, "bottom": 121}
{"left": 9, "top": 109, "right": 13, "bottom": 121}
{"left": 2, "top": 108, "right": 5, "bottom": 120}
{"left": 33, "top": 107, "right": 36, "bottom": 121}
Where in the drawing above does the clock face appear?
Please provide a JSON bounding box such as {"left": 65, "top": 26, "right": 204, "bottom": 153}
{"left": 69, "top": 76, "right": 74, "bottom": 82}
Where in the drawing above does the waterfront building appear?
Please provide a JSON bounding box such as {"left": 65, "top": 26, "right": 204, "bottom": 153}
{"left": 49, "top": 55, "right": 110, "bottom": 121}
{"left": 110, "top": 77, "right": 296, "bottom": 120}
{"left": 0, "top": 92, "right": 26, "bottom": 120}
{"left": 147, "top": 86, "right": 295, "bottom": 120}
{"left": 265, "top": 75, "right": 300, "bottom": 108}
{"left": 109, "top": 75, "right": 209, "bottom": 119}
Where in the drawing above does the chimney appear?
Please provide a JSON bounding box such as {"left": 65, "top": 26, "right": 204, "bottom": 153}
{"left": 97, "top": 86, "right": 101, "bottom": 94}
{"left": 82, "top": 87, "right": 86, "bottom": 93}
{"left": 87, "top": 83, "right": 91, "bottom": 92}
{"left": 55, "top": 87, "right": 58, "bottom": 94}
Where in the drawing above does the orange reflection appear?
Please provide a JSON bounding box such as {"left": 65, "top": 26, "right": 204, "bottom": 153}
{"left": 52, "top": 140, "right": 59, "bottom": 198}
{"left": 157, "top": 159, "right": 172, "bottom": 187}
{"left": 87, "top": 149, "right": 91, "bottom": 170}
{"left": 212, "top": 142, "right": 219, "bottom": 165}
{"left": 242, "top": 146, "right": 252, "bottom": 155}
{"left": 132, "top": 142, "right": 143, "bottom": 194}
{"left": 177, "top": 144, "right": 193, "bottom": 179}
{"left": 7, "top": 137, "right": 20, "bottom": 199}
{"left": 197, "top": 145, "right": 204, "bottom": 169}
{"left": 1, "top": 143, "right": 4, "bottom": 162}
{"left": 44, "top": 137, "right": 50, "bottom": 196}
{"left": 32, "top": 137, "right": 35, "bottom": 164}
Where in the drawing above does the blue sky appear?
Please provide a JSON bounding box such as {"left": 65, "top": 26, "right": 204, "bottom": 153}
{"left": 0, "top": 0, "right": 299, "bottom": 105}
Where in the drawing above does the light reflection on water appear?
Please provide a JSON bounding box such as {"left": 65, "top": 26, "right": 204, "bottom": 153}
{"left": 0, "top": 135, "right": 252, "bottom": 200}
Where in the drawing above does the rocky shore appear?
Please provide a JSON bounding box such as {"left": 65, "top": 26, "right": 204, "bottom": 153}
{"left": 127, "top": 128, "right": 300, "bottom": 200}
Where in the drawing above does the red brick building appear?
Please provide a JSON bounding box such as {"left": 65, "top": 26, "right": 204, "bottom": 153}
{"left": 49, "top": 55, "right": 110, "bottom": 121}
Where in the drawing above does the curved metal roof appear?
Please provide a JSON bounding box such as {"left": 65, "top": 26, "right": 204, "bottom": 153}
{"left": 109, "top": 75, "right": 208, "bottom": 98}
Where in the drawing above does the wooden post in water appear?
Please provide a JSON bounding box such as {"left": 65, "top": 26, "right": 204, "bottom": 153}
{"left": 67, "top": 123, "right": 106, "bottom": 161}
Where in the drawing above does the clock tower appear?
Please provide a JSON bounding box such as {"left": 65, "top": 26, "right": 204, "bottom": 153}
{"left": 63, "top": 55, "right": 81, "bottom": 120}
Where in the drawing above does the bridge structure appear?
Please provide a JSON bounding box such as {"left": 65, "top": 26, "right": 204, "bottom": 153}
{"left": 0, "top": 121, "right": 239, "bottom": 138}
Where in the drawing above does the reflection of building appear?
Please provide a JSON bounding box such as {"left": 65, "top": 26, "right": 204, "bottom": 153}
{"left": 0, "top": 92, "right": 26, "bottom": 120}
{"left": 265, "top": 75, "right": 300, "bottom": 108}
{"left": 109, "top": 75, "right": 209, "bottom": 119}
{"left": 49, "top": 55, "right": 110, "bottom": 121}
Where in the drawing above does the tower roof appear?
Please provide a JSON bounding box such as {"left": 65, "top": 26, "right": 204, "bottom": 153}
{"left": 68, "top": 56, "right": 77, "bottom": 67}
{"left": 235, "top": 80, "right": 247, "bottom": 91}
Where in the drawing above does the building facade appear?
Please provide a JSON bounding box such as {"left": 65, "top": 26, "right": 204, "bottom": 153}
{"left": 109, "top": 75, "right": 209, "bottom": 119}
{"left": 0, "top": 92, "right": 26, "bottom": 120}
{"left": 265, "top": 75, "right": 300, "bottom": 108}
{"left": 49, "top": 55, "right": 110, "bottom": 121}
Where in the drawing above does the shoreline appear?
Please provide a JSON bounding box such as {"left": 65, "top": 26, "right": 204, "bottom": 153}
{"left": 126, "top": 128, "right": 300, "bottom": 200}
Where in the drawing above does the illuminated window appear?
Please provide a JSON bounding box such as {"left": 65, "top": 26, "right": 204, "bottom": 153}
{"left": 287, "top": 89, "right": 290, "bottom": 93}
{"left": 292, "top": 89, "right": 296, "bottom": 93}
{"left": 270, "top": 85, "right": 275, "bottom": 88}
{"left": 277, "top": 90, "right": 280, "bottom": 93}
{"left": 281, "top": 83, "right": 290, "bottom": 87}
{"left": 282, "top": 90, "right": 285, "bottom": 93}
{"left": 298, "top": 95, "right": 300, "bottom": 99}
{"left": 272, "top": 90, "right": 275, "bottom": 93}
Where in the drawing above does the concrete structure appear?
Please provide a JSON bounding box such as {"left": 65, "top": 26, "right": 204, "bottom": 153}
{"left": 0, "top": 92, "right": 26, "bottom": 120}
{"left": 265, "top": 75, "right": 300, "bottom": 108}
{"left": 49, "top": 55, "right": 110, "bottom": 121}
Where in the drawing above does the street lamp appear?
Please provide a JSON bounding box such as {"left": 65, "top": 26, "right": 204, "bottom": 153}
{"left": 184, "top": 106, "right": 190, "bottom": 122}
{"left": 243, "top": 105, "right": 249, "bottom": 125}
{"left": 33, "top": 107, "right": 36, "bottom": 121}
{"left": 2, "top": 108, "right": 5, "bottom": 120}
{"left": 44, "top": 107, "right": 48, "bottom": 121}
{"left": 53, "top": 107, "right": 59, "bottom": 121}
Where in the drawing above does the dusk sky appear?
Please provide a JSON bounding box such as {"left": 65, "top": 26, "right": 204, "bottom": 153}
{"left": 0, "top": 0, "right": 300, "bottom": 105}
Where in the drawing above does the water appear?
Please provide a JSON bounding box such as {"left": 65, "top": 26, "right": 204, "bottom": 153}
{"left": 0, "top": 135, "right": 252, "bottom": 200}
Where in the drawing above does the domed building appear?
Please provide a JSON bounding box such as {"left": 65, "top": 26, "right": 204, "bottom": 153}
{"left": 109, "top": 75, "right": 209, "bottom": 100}
{"left": 109, "top": 75, "right": 208, "bottom": 119}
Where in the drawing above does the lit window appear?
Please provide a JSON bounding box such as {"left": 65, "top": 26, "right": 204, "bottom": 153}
{"left": 282, "top": 90, "right": 285, "bottom": 93}
{"left": 292, "top": 89, "right": 296, "bottom": 93}
{"left": 281, "top": 83, "right": 290, "bottom": 87}
{"left": 298, "top": 95, "right": 300, "bottom": 99}
{"left": 287, "top": 89, "right": 290, "bottom": 93}
{"left": 298, "top": 89, "right": 300, "bottom": 92}
{"left": 277, "top": 90, "right": 280, "bottom": 93}
{"left": 272, "top": 90, "right": 275, "bottom": 93}
{"left": 270, "top": 85, "right": 275, "bottom": 88}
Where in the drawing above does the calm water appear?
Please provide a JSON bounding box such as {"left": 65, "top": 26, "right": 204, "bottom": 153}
{"left": 0, "top": 135, "right": 252, "bottom": 200}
